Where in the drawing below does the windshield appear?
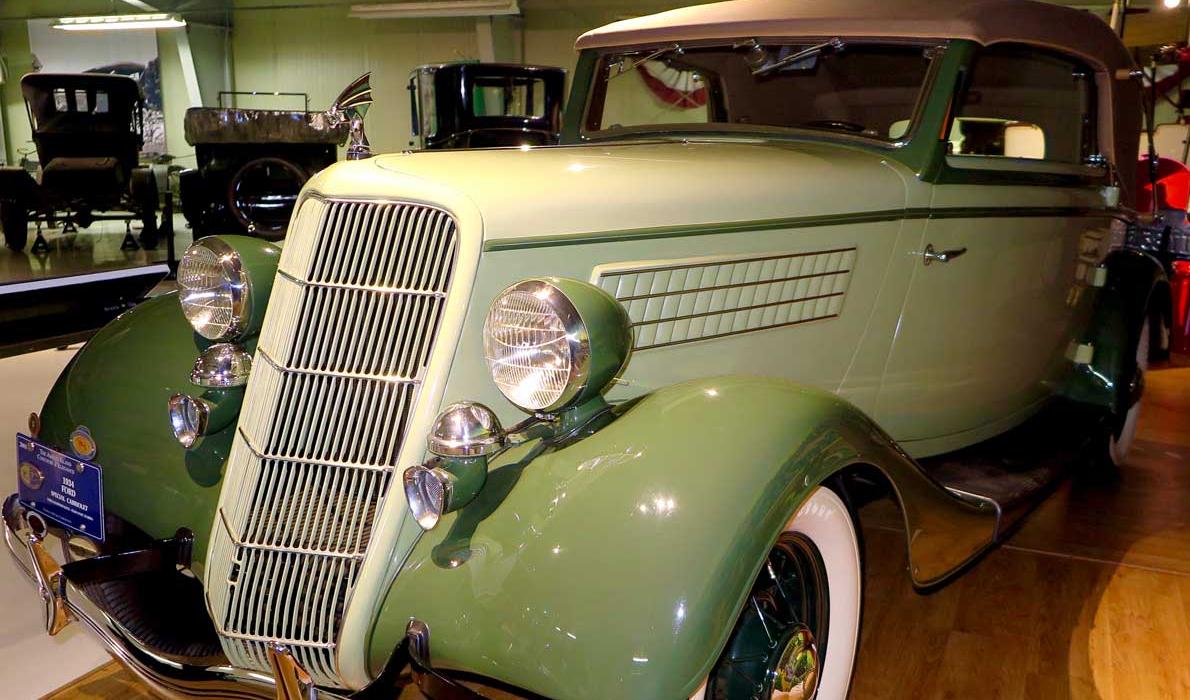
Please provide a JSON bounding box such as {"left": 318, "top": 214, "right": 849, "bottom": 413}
{"left": 582, "top": 41, "right": 938, "bottom": 142}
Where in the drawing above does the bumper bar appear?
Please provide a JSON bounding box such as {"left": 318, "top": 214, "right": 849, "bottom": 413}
{"left": 3, "top": 494, "right": 338, "bottom": 700}
{"left": 3, "top": 494, "right": 497, "bottom": 700}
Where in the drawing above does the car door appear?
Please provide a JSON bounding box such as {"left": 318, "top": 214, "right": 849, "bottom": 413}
{"left": 876, "top": 44, "right": 1111, "bottom": 455}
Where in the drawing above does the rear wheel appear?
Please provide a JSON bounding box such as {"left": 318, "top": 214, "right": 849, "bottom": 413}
{"left": 1, "top": 200, "right": 29, "bottom": 251}
{"left": 700, "top": 487, "right": 861, "bottom": 700}
{"left": 130, "top": 168, "right": 159, "bottom": 250}
{"left": 1106, "top": 316, "right": 1151, "bottom": 467}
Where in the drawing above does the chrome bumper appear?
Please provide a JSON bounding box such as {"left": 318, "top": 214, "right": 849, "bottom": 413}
{"left": 2, "top": 494, "right": 349, "bottom": 700}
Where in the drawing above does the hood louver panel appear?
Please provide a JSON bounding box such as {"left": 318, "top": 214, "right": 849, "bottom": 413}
{"left": 206, "top": 197, "right": 458, "bottom": 688}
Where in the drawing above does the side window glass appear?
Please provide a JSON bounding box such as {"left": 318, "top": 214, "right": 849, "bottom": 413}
{"left": 53, "top": 88, "right": 68, "bottom": 112}
{"left": 952, "top": 45, "right": 1094, "bottom": 165}
{"left": 94, "top": 91, "right": 109, "bottom": 114}
{"left": 74, "top": 89, "right": 89, "bottom": 112}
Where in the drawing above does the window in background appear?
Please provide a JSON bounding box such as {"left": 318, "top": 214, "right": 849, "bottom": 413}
{"left": 472, "top": 77, "right": 546, "bottom": 118}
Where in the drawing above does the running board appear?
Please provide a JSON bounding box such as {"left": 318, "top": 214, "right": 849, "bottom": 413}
{"left": 921, "top": 399, "right": 1103, "bottom": 549}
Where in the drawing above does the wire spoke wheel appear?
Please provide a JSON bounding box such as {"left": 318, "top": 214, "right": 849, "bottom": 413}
{"left": 708, "top": 533, "right": 829, "bottom": 700}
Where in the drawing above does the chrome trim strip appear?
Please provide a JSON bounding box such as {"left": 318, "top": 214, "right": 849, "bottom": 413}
{"left": 600, "top": 246, "right": 857, "bottom": 277}
{"left": 618, "top": 269, "right": 851, "bottom": 302}
{"left": 216, "top": 510, "right": 367, "bottom": 561}
{"left": 635, "top": 313, "right": 840, "bottom": 350}
{"left": 257, "top": 348, "right": 423, "bottom": 384}
{"left": 215, "top": 629, "right": 338, "bottom": 650}
{"left": 235, "top": 426, "right": 397, "bottom": 474}
{"left": 277, "top": 269, "right": 449, "bottom": 298}
{"left": 628, "top": 291, "right": 845, "bottom": 328}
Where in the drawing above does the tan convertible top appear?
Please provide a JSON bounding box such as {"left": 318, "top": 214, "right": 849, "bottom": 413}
{"left": 576, "top": 0, "right": 1130, "bottom": 73}
{"left": 578, "top": 0, "right": 1143, "bottom": 206}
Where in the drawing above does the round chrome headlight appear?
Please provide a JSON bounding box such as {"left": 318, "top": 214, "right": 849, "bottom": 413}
{"left": 482, "top": 278, "right": 632, "bottom": 414}
{"left": 178, "top": 237, "right": 250, "bottom": 340}
{"left": 168, "top": 393, "right": 209, "bottom": 448}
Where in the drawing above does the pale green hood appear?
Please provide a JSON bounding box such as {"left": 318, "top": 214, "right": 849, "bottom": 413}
{"left": 305, "top": 140, "right": 912, "bottom": 244}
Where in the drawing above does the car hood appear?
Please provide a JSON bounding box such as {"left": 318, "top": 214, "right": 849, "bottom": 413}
{"left": 305, "top": 139, "right": 912, "bottom": 244}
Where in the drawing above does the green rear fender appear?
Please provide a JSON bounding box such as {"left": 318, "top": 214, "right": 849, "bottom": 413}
{"left": 1063, "top": 249, "right": 1170, "bottom": 412}
{"left": 368, "top": 376, "right": 996, "bottom": 699}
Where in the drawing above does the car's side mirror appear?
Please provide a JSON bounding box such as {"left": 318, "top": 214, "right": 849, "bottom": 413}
{"left": 327, "top": 72, "right": 374, "bottom": 160}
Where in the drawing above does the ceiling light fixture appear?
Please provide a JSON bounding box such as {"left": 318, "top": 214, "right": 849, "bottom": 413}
{"left": 1163, "top": 0, "right": 1181, "bottom": 8}
{"left": 349, "top": 0, "right": 519, "bottom": 19}
{"left": 53, "top": 13, "right": 186, "bottom": 31}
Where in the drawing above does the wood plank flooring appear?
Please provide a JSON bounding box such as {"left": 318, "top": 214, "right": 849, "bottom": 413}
{"left": 43, "top": 365, "right": 1190, "bottom": 699}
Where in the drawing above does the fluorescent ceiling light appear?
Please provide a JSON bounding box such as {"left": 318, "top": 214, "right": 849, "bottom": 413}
{"left": 349, "top": 0, "right": 519, "bottom": 19}
{"left": 54, "top": 13, "right": 186, "bottom": 31}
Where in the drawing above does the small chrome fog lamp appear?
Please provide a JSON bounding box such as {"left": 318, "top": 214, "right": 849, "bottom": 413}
{"left": 168, "top": 393, "right": 209, "bottom": 448}
{"left": 406, "top": 402, "right": 506, "bottom": 531}
{"left": 191, "top": 343, "right": 253, "bottom": 388}
{"left": 427, "top": 402, "right": 503, "bottom": 458}
{"left": 404, "top": 464, "right": 452, "bottom": 530}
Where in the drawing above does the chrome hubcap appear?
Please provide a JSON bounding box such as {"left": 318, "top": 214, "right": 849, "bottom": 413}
{"left": 772, "top": 625, "right": 818, "bottom": 699}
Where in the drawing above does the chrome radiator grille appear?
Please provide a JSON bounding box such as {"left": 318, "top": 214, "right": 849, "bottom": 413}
{"left": 206, "top": 197, "right": 458, "bottom": 687}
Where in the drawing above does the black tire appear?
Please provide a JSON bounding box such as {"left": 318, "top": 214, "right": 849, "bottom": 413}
{"left": 1, "top": 201, "right": 29, "bottom": 252}
{"left": 130, "top": 168, "right": 160, "bottom": 250}
{"left": 703, "top": 487, "right": 862, "bottom": 700}
{"left": 178, "top": 168, "right": 206, "bottom": 230}
{"left": 139, "top": 214, "right": 160, "bottom": 250}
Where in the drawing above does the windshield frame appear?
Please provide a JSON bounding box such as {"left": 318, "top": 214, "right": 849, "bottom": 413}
{"left": 576, "top": 37, "right": 949, "bottom": 150}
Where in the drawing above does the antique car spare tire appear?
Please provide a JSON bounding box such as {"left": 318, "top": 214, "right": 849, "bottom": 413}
{"left": 700, "top": 487, "right": 861, "bottom": 700}
{"left": 227, "top": 157, "right": 307, "bottom": 240}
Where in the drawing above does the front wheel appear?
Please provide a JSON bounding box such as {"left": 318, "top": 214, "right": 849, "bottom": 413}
{"left": 700, "top": 486, "right": 862, "bottom": 700}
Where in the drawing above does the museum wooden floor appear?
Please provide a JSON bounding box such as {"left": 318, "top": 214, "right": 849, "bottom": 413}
{"left": 43, "top": 363, "right": 1190, "bottom": 700}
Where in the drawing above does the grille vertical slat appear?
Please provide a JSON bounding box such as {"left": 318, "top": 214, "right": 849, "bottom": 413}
{"left": 207, "top": 198, "right": 458, "bottom": 687}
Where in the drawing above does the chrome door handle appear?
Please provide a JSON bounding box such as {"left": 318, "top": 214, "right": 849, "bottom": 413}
{"left": 922, "top": 243, "right": 967, "bottom": 265}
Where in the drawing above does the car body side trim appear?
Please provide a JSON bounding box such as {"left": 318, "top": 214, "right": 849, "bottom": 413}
{"left": 482, "top": 206, "right": 1111, "bottom": 251}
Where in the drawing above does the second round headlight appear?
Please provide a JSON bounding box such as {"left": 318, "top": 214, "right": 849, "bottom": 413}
{"left": 482, "top": 278, "right": 631, "bottom": 414}
{"left": 177, "top": 237, "right": 250, "bottom": 340}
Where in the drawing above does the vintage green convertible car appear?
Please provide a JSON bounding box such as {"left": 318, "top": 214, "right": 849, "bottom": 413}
{"left": 4, "top": 1, "right": 1171, "bottom": 699}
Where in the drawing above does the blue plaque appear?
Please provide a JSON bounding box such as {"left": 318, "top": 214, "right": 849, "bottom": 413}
{"left": 16, "top": 434, "right": 105, "bottom": 541}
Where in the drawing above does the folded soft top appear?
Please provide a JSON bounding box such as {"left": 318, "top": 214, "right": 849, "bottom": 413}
{"left": 184, "top": 108, "right": 348, "bottom": 145}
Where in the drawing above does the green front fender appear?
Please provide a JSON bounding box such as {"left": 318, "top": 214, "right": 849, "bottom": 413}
{"left": 35, "top": 236, "right": 279, "bottom": 569}
{"left": 368, "top": 376, "right": 996, "bottom": 699}
{"left": 36, "top": 294, "right": 236, "bottom": 568}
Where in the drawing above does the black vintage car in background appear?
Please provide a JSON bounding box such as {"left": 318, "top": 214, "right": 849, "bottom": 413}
{"left": 408, "top": 62, "right": 565, "bottom": 149}
{"left": 178, "top": 106, "right": 348, "bottom": 240}
{"left": 178, "top": 74, "right": 370, "bottom": 240}
{"left": 0, "top": 73, "right": 161, "bottom": 251}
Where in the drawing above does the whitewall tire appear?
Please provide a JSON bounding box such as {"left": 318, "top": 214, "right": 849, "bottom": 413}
{"left": 1108, "top": 317, "right": 1150, "bottom": 467}
{"left": 694, "top": 486, "right": 862, "bottom": 700}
